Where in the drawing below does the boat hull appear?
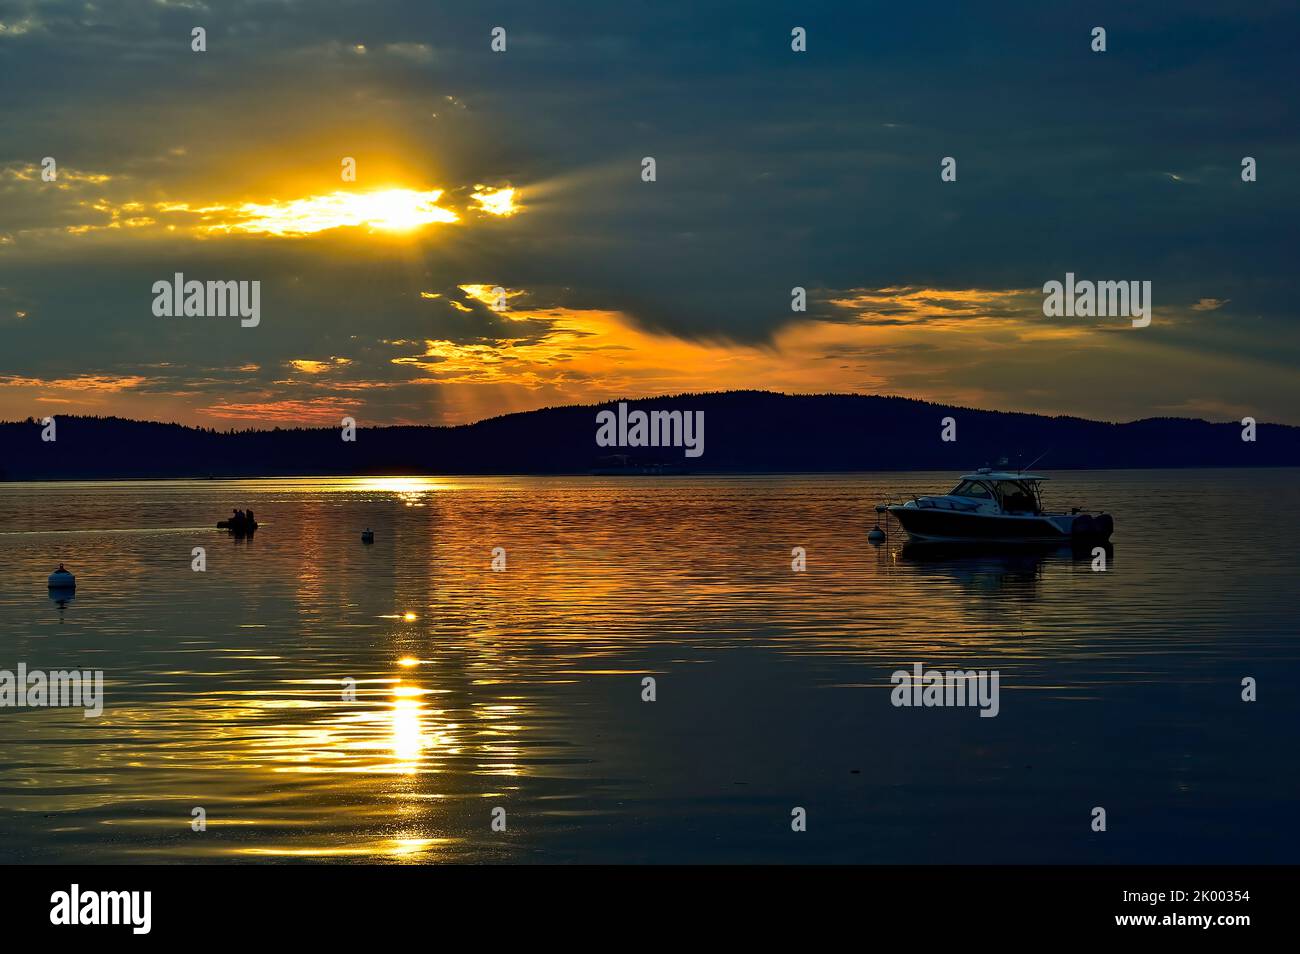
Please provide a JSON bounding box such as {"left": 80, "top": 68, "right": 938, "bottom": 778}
{"left": 886, "top": 505, "right": 1107, "bottom": 544}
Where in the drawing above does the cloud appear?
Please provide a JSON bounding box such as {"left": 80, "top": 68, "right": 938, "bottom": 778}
{"left": 470, "top": 187, "right": 518, "bottom": 217}
{"left": 0, "top": 0, "right": 1296, "bottom": 427}
{"left": 289, "top": 357, "right": 352, "bottom": 374}
{"left": 383, "top": 42, "right": 433, "bottom": 62}
{"left": 829, "top": 287, "right": 1044, "bottom": 328}
{"left": 0, "top": 373, "right": 146, "bottom": 392}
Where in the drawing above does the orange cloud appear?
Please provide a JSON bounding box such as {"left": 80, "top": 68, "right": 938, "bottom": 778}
{"left": 198, "top": 399, "right": 353, "bottom": 425}
{"left": 0, "top": 373, "right": 146, "bottom": 392}
{"left": 829, "top": 286, "right": 1044, "bottom": 328}
{"left": 1, "top": 288, "right": 1268, "bottom": 429}
{"left": 289, "top": 357, "right": 353, "bottom": 374}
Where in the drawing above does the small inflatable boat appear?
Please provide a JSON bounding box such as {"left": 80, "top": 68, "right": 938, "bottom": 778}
{"left": 217, "top": 518, "right": 258, "bottom": 534}
{"left": 48, "top": 568, "right": 76, "bottom": 590}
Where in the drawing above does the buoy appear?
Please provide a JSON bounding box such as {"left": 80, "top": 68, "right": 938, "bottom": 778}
{"left": 361, "top": 529, "right": 375, "bottom": 543}
{"left": 868, "top": 505, "right": 888, "bottom": 544}
{"left": 48, "top": 567, "right": 76, "bottom": 590}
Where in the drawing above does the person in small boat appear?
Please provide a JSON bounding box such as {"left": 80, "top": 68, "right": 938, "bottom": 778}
{"left": 55, "top": 563, "right": 66, "bottom": 573}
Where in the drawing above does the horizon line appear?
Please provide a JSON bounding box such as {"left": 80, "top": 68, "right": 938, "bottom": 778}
{"left": 0, "top": 389, "right": 1287, "bottom": 433}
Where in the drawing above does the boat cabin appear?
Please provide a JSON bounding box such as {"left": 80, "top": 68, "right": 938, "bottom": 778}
{"left": 947, "top": 470, "right": 1047, "bottom": 514}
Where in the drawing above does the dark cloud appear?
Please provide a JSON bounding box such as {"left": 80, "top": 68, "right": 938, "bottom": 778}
{"left": 0, "top": 0, "right": 1296, "bottom": 423}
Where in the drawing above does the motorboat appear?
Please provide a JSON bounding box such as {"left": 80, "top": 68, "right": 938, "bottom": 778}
{"left": 877, "top": 468, "right": 1113, "bottom": 544}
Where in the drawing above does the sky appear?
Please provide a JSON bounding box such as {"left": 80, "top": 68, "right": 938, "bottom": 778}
{"left": 1, "top": 0, "right": 1297, "bottom": 427}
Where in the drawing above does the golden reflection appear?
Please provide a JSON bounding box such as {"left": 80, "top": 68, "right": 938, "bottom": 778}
{"left": 234, "top": 837, "right": 454, "bottom": 859}
{"left": 355, "top": 476, "right": 441, "bottom": 495}
{"left": 390, "top": 697, "right": 424, "bottom": 767}
{"left": 352, "top": 475, "right": 442, "bottom": 508}
{"left": 391, "top": 684, "right": 429, "bottom": 698}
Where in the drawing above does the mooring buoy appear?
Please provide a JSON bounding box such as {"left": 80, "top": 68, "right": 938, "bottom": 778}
{"left": 48, "top": 564, "right": 76, "bottom": 590}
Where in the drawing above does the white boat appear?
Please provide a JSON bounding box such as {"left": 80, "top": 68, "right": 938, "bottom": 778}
{"left": 880, "top": 469, "right": 1113, "bottom": 544}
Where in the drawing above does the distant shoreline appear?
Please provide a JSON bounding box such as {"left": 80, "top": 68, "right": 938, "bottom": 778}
{"left": 3, "top": 391, "right": 1296, "bottom": 479}
{"left": 3, "top": 463, "right": 1298, "bottom": 486}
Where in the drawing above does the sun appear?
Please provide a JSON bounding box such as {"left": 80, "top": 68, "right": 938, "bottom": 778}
{"left": 206, "top": 188, "right": 459, "bottom": 236}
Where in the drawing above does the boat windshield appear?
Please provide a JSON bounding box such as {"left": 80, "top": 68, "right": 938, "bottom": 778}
{"left": 991, "top": 480, "right": 1041, "bottom": 513}
{"left": 948, "top": 480, "right": 994, "bottom": 499}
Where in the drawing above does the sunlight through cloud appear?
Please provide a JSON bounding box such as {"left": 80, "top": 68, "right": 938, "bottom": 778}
{"left": 470, "top": 187, "right": 518, "bottom": 216}
{"left": 204, "top": 188, "right": 458, "bottom": 236}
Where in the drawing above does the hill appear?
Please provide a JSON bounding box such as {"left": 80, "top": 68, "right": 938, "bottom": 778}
{"left": 0, "top": 391, "right": 1293, "bottom": 479}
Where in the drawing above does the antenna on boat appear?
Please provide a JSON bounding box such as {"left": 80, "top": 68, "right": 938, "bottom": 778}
{"left": 1020, "top": 449, "right": 1051, "bottom": 474}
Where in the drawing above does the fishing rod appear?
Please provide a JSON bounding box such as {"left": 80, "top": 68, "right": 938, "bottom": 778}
{"left": 1019, "top": 448, "right": 1051, "bottom": 474}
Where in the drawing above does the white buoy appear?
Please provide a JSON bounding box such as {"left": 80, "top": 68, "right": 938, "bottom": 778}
{"left": 361, "top": 529, "right": 375, "bottom": 543}
{"left": 48, "top": 566, "right": 76, "bottom": 590}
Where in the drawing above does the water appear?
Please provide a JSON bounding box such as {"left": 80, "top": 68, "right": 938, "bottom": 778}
{"left": 0, "top": 471, "right": 1296, "bottom": 863}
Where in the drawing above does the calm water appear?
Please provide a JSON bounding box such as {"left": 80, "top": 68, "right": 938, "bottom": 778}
{"left": 0, "top": 471, "right": 1296, "bottom": 864}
